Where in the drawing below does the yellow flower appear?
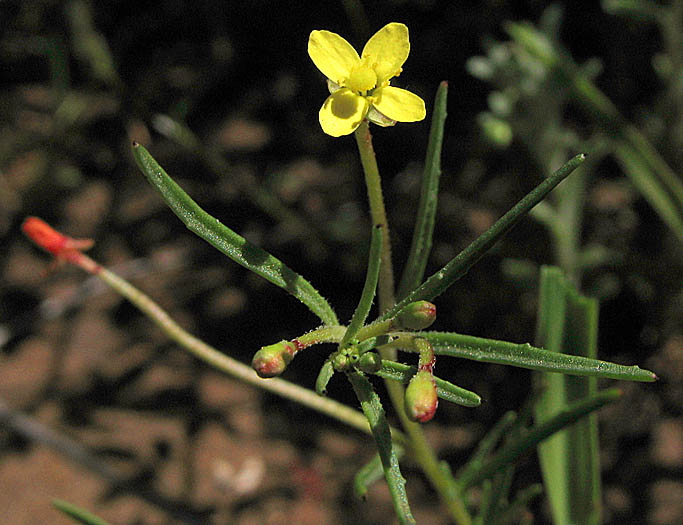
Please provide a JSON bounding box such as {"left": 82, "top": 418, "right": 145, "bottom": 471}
{"left": 308, "top": 22, "right": 426, "bottom": 137}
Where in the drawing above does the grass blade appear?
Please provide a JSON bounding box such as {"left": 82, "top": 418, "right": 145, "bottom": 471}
{"left": 397, "top": 81, "right": 448, "bottom": 299}
{"left": 52, "top": 499, "right": 109, "bottom": 525}
{"left": 380, "top": 154, "right": 586, "bottom": 322}
{"left": 421, "top": 331, "right": 657, "bottom": 382}
{"left": 534, "top": 266, "right": 602, "bottom": 524}
{"left": 340, "top": 224, "right": 383, "bottom": 348}
{"left": 456, "top": 388, "right": 621, "bottom": 489}
{"left": 132, "top": 142, "right": 338, "bottom": 326}
{"left": 346, "top": 371, "right": 415, "bottom": 524}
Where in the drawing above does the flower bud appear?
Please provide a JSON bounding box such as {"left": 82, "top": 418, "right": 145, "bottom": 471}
{"left": 332, "top": 352, "right": 351, "bottom": 371}
{"left": 357, "top": 352, "right": 382, "bottom": 374}
{"left": 251, "top": 341, "right": 295, "bottom": 378}
{"left": 404, "top": 370, "right": 438, "bottom": 423}
{"left": 396, "top": 301, "right": 436, "bottom": 330}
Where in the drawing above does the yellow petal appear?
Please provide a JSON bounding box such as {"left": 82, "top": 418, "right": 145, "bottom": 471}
{"left": 308, "top": 30, "right": 360, "bottom": 85}
{"left": 372, "top": 86, "right": 426, "bottom": 122}
{"left": 361, "top": 23, "right": 410, "bottom": 85}
{"left": 319, "top": 88, "right": 370, "bottom": 137}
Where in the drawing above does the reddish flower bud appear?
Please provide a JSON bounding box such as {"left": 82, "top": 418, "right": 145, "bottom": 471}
{"left": 251, "top": 341, "right": 296, "bottom": 378}
{"left": 396, "top": 301, "right": 436, "bottom": 330}
{"left": 22, "top": 216, "right": 94, "bottom": 259}
{"left": 22, "top": 217, "right": 98, "bottom": 273}
{"left": 404, "top": 370, "right": 438, "bottom": 423}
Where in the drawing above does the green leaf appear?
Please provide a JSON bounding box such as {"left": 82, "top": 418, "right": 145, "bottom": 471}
{"left": 52, "top": 499, "right": 109, "bottom": 525}
{"left": 346, "top": 371, "right": 415, "bottom": 524}
{"left": 421, "top": 331, "right": 657, "bottom": 382}
{"left": 132, "top": 143, "right": 338, "bottom": 326}
{"left": 340, "top": 225, "right": 383, "bottom": 348}
{"left": 354, "top": 443, "right": 406, "bottom": 500}
{"left": 374, "top": 359, "right": 481, "bottom": 407}
{"left": 456, "top": 388, "right": 621, "bottom": 489}
{"left": 381, "top": 154, "right": 586, "bottom": 322}
{"left": 397, "top": 81, "right": 448, "bottom": 299}
{"left": 315, "top": 359, "right": 335, "bottom": 396}
{"left": 534, "top": 266, "right": 602, "bottom": 524}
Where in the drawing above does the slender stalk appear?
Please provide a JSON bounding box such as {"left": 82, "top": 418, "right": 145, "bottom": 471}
{"left": 94, "top": 265, "right": 384, "bottom": 437}
{"left": 354, "top": 121, "right": 396, "bottom": 312}
{"left": 353, "top": 122, "right": 472, "bottom": 525}
{"left": 20, "top": 217, "right": 407, "bottom": 443}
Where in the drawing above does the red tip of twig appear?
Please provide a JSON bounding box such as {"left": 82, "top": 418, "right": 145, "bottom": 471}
{"left": 22, "top": 217, "right": 95, "bottom": 268}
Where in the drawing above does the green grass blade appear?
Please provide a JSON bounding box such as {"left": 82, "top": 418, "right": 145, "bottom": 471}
{"left": 354, "top": 443, "right": 406, "bottom": 500}
{"left": 534, "top": 266, "right": 603, "bottom": 524}
{"left": 422, "top": 331, "right": 657, "bottom": 382}
{"left": 52, "top": 499, "right": 109, "bottom": 525}
{"left": 456, "top": 388, "right": 621, "bottom": 489}
{"left": 375, "top": 359, "right": 482, "bottom": 407}
{"left": 347, "top": 371, "right": 415, "bottom": 524}
{"left": 397, "top": 81, "right": 448, "bottom": 299}
{"left": 340, "top": 225, "right": 383, "bottom": 348}
{"left": 380, "top": 154, "right": 586, "bottom": 322}
{"left": 132, "top": 142, "right": 338, "bottom": 326}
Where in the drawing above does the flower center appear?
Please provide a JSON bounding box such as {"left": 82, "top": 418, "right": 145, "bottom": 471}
{"left": 346, "top": 66, "right": 377, "bottom": 93}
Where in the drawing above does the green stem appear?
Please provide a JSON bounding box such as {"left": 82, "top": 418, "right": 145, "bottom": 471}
{"left": 58, "top": 256, "right": 405, "bottom": 443}
{"left": 354, "top": 120, "right": 396, "bottom": 312}
{"left": 353, "top": 121, "right": 472, "bottom": 525}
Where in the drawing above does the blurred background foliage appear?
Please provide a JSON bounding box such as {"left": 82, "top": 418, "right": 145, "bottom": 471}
{"left": 1, "top": 0, "right": 681, "bottom": 523}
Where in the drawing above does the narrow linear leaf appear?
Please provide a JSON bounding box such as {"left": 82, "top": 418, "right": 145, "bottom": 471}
{"left": 456, "top": 388, "right": 621, "bottom": 489}
{"left": 422, "top": 331, "right": 657, "bottom": 382}
{"left": 52, "top": 499, "right": 109, "bottom": 525}
{"left": 534, "top": 266, "right": 602, "bottom": 525}
{"left": 315, "top": 359, "right": 335, "bottom": 396}
{"left": 381, "top": 154, "right": 586, "bottom": 322}
{"left": 375, "top": 360, "right": 481, "bottom": 407}
{"left": 346, "top": 371, "right": 415, "bottom": 524}
{"left": 398, "top": 81, "right": 448, "bottom": 299}
{"left": 132, "top": 143, "right": 338, "bottom": 326}
{"left": 341, "top": 225, "right": 383, "bottom": 348}
{"left": 354, "top": 443, "right": 406, "bottom": 500}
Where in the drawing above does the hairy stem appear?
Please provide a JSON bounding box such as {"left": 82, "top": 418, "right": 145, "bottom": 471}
{"left": 354, "top": 121, "right": 472, "bottom": 525}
